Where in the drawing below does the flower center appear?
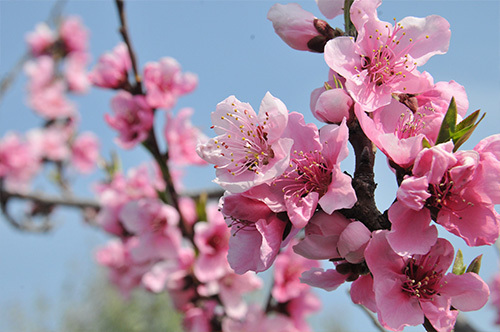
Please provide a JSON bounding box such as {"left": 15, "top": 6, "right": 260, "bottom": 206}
{"left": 213, "top": 105, "right": 275, "bottom": 176}
{"left": 277, "top": 150, "right": 332, "bottom": 200}
{"left": 355, "top": 19, "right": 428, "bottom": 90}
{"left": 395, "top": 111, "right": 426, "bottom": 139}
{"left": 426, "top": 171, "right": 473, "bottom": 219}
{"left": 402, "top": 256, "right": 443, "bottom": 300}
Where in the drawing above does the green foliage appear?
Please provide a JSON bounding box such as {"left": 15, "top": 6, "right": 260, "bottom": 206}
{"left": 466, "top": 254, "right": 483, "bottom": 274}
{"left": 452, "top": 249, "right": 466, "bottom": 275}
{"left": 61, "top": 273, "right": 183, "bottom": 332}
{"left": 435, "top": 97, "right": 485, "bottom": 151}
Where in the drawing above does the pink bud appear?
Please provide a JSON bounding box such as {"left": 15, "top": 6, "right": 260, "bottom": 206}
{"left": 311, "top": 87, "right": 353, "bottom": 124}
{"left": 267, "top": 3, "right": 318, "bottom": 51}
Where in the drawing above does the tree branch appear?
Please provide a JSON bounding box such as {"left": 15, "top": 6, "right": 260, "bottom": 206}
{"left": 339, "top": 118, "right": 390, "bottom": 231}
{"left": 114, "top": 0, "right": 142, "bottom": 94}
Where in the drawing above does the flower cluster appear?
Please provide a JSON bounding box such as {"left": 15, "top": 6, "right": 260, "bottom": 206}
{"left": 91, "top": 26, "right": 319, "bottom": 330}
{"left": 0, "top": 16, "right": 98, "bottom": 191}
{"left": 197, "top": 0, "right": 499, "bottom": 331}
{"left": 4, "top": 1, "right": 499, "bottom": 332}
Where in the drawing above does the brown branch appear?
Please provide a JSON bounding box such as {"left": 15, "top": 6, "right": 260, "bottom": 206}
{"left": 2, "top": 189, "right": 100, "bottom": 210}
{"left": 339, "top": 118, "right": 390, "bottom": 231}
{"left": 115, "top": 0, "right": 142, "bottom": 94}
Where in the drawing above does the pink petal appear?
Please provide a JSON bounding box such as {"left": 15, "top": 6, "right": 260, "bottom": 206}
{"left": 387, "top": 201, "right": 437, "bottom": 255}
{"left": 441, "top": 273, "right": 490, "bottom": 311}
{"left": 299, "top": 267, "right": 348, "bottom": 291}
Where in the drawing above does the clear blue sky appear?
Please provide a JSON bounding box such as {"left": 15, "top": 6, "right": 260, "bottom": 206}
{"left": 0, "top": 0, "right": 499, "bottom": 331}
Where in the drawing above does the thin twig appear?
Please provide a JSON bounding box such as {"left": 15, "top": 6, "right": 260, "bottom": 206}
{"left": 355, "top": 302, "right": 388, "bottom": 332}
{"left": 2, "top": 189, "right": 100, "bottom": 210}
{"left": 114, "top": 0, "right": 142, "bottom": 94}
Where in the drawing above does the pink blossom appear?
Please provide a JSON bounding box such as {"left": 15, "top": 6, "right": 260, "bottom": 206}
{"left": 27, "top": 128, "right": 70, "bottom": 162}
{"left": 88, "top": 42, "right": 132, "bottom": 89}
{"left": 269, "top": 115, "right": 356, "bottom": 228}
{"left": 221, "top": 192, "right": 290, "bottom": 273}
{"left": 272, "top": 239, "right": 320, "bottom": 302}
{"left": 27, "top": 81, "right": 76, "bottom": 119}
{"left": 25, "top": 22, "right": 56, "bottom": 56}
{"left": 365, "top": 231, "right": 489, "bottom": 332}
{"left": 60, "top": 16, "right": 89, "bottom": 54}
{"left": 350, "top": 274, "right": 377, "bottom": 312}
{"left": 193, "top": 204, "right": 231, "bottom": 282}
{"left": 165, "top": 108, "right": 208, "bottom": 166}
{"left": 105, "top": 90, "right": 154, "bottom": 149}
{"left": 338, "top": 221, "right": 372, "bottom": 264}
{"left": 197, "top": 93, "right": 293, "bottom": 193}
{"left": 267, "top": 3, "right": 320, "bottom": 51}
{"left": 94, "top": 164, "right": 160, "bottom": 236}
{"left": 95, "top": 237, "right": 152, "bottom": 299}
{"left": 300, "top": 267, "right": 349, "bottom": 292}
{"left": 355, "top": 80, "right": 468, "bottom": 167}
{"left": 310, "top": 81, "right": 353, "bottom": 124}
{"left": 198, "top": 271, "right": 262, "bottom": 319}
{"left": 316, "top": 0, "right": 344, "bottom": 19}
{"left": 120, "top": 198, "right": 182, "bottom": 262}
{"left": 64, "top": 52, "right": 90, "bottom": 93}
{"left": 389, "top": 141, "right": 500, "bottom": 254}
{"left": 71, "top": 132, "right": 99, "bottom": 173}
{"left": 143, "top": 57, "right": 197, "bottom": 110}
{"left": 222, "top": 305, "right": 300, "bottom": 332}
{"left": 24, "top": 55, "right": 54, "bottom": 91}
{"left": 142, "top": 247, "right": 195, "bottom": 296}
{"left": 293, "top": 211, "right": 351, "bottom": 260}
{"left": 183, "top": 305, "right": 213, "bottom": 332}
{"left": 286, "top": 289, "right": 321, "bottom": 332}
{"left": 325, "top": 2, "right": 450, "bottom": 111}
{"left": 0, "top": 132, "right": 40, "bottom": 189}
{"left": 490, "top": 273, "right": 500, "bottom": 325}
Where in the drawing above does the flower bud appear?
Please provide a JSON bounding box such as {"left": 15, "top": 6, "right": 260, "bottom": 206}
{"left": 267, "top": 3, "right": 340, "bottom": 52}
{"left": 310, "top": 86, "right": 353, "bottom": 124}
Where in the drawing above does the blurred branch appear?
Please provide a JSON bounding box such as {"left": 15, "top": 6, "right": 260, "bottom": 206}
{"left": 0, "top": 182, "right": 222, "bottom": 233}
{"left": 350, "top": 291, "right": 387, "bottom": 332}
{"left": 454, "top": 314, "right": 479, "bottom": 332}
{"left": 0, "top": 53, "right": 30, "bottom": 105}
{"left": 115, "top": 0, "right": 142, "bottom": 94}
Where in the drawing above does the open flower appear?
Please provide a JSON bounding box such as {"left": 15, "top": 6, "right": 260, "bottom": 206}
{"left": 365, "top": 231, "right": 489, "bottom": 332}
{"left": 388, "top": 141, "right": 500, "bottom": 255}
{"left": 197, "top": 92, "right": 293, "bottom": 193}
{"left": 105, "top": 91, "right": 154, "bottom": 149}
{"left": 325, "top": 0, "right": 450, "bottom": 111}
{"left": 270, "top": 115, "right": 356, "bottom": 228}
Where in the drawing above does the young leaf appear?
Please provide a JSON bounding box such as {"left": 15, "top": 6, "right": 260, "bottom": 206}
{"left": 422, "top": 137, "right": 432, "bottom": 149}
{"left": 436, "top": 97, "right": 457, "bottom": 145}
{"left": 456, "top": 109, "right": 481, "bottom": 132}
{"left": 452, "top": 249, "right": 466, "bottom": 275}
{"left": 466, "top": 254, "right": 483, "bottom": 274}
{"left": 451, "top": 112, "right": 485, "bottom": 152}
{"left": 195, "top": 192, "right": 208, "bottom": 222}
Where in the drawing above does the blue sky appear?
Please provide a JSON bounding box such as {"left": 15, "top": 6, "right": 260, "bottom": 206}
{"left": 0, "top": 0, "right": 499, "bottom": 331}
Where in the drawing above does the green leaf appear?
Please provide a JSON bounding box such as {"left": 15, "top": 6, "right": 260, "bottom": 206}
{"left": 436, "top": 97, "right": 457, "bottom": 145}
{"left": 451, "top": 112, "right": 485, "bottom": 152}
{"left": 456, "top": 109, "right": 480, "bottom": 132}
{"left": 195, "top": 192, "right": 208, "bottom": 222}
{"left": 422, "top": 137, "right": 432, "bottom": 149}
{"left": 452, "top": 249, "right": 466, "bottom": 275}
{"left": 466, "top": 254, "right": 483, "bottom": 274}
